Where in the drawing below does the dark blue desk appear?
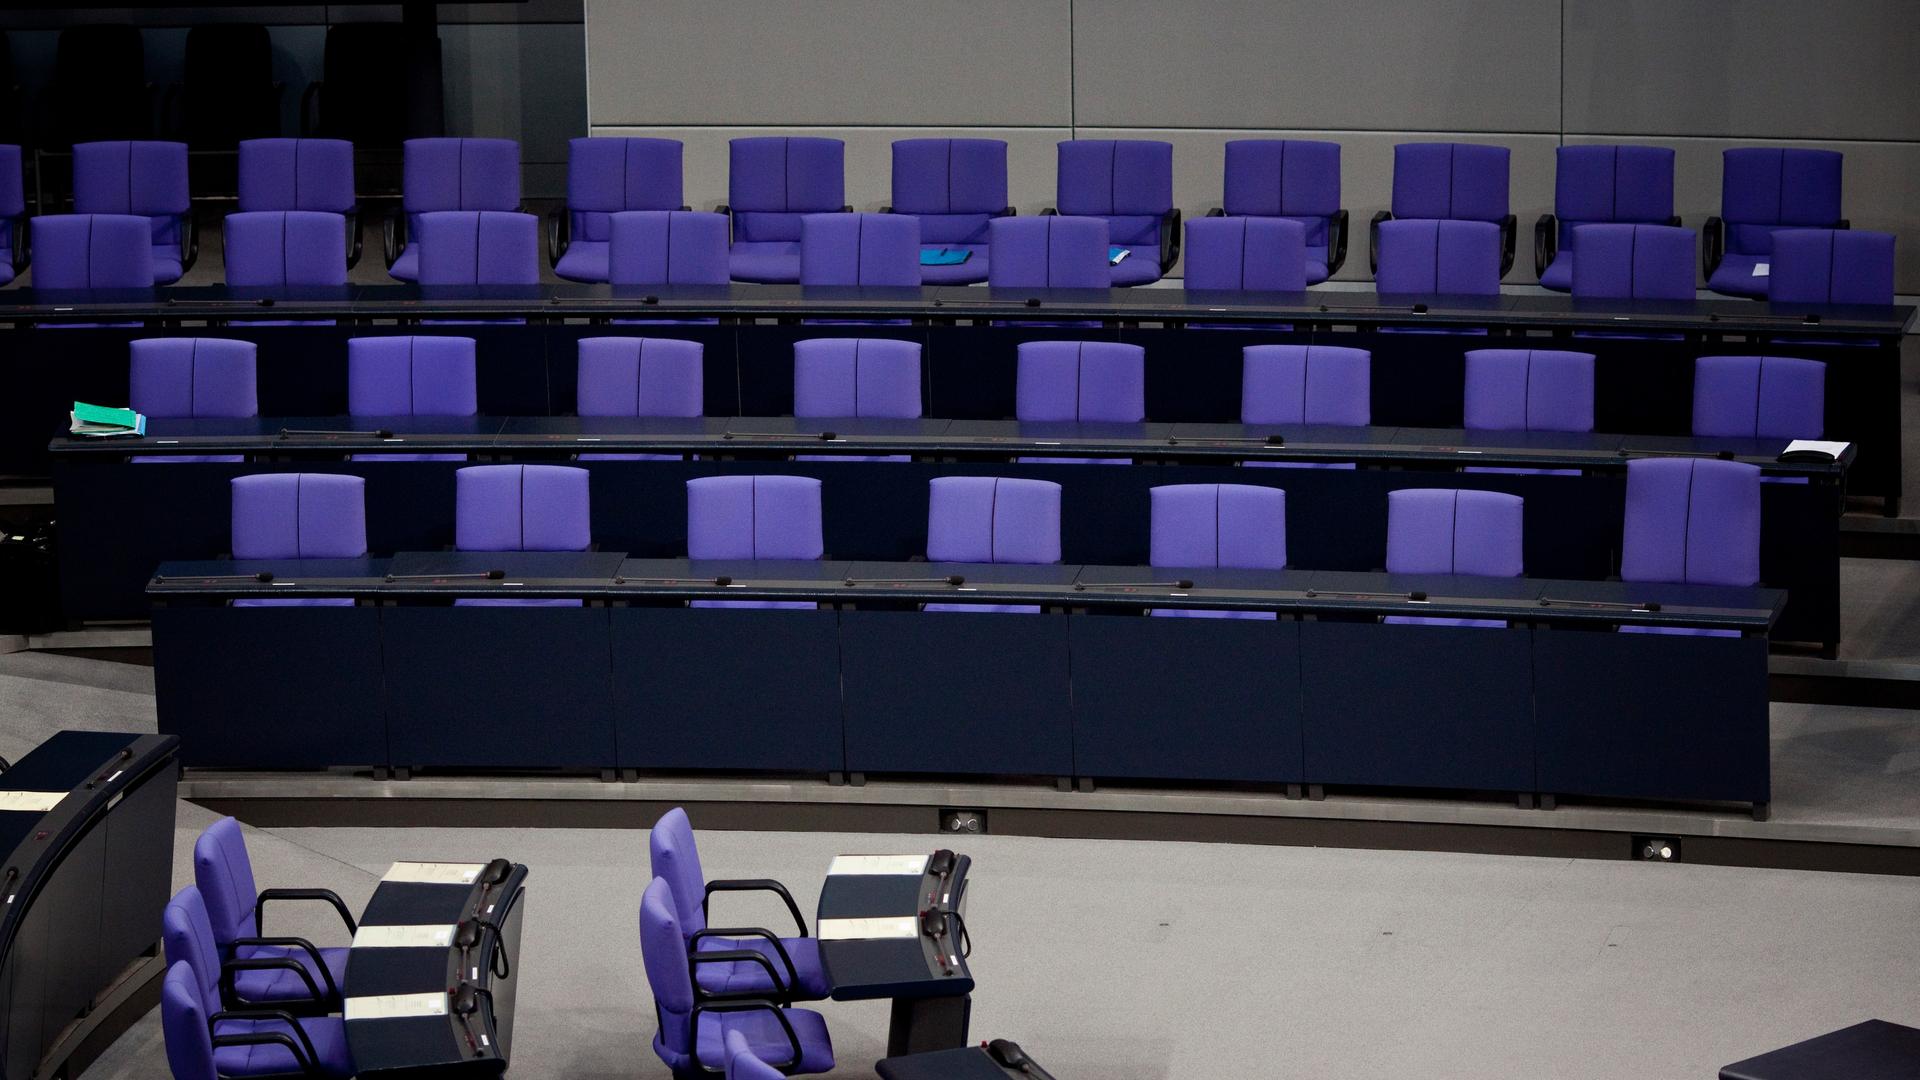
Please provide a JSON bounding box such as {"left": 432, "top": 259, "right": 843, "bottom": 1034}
{"left": 1720, "top": 1020, "right": 1920, "bottom": 1080}
{"left": 816, "top": 851, "right": 972, "bottom": 1056}
{"left": 878, "top": 1043, "right": 1057, "bottom": 1080}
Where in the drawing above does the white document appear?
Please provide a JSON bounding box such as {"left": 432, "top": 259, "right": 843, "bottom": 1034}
{"left": 1751, "top": 262, "right": 1770, "bottom": 277}
{"left": 344, "top": 991, "right": 448, "bottom": 1021}
{"left": 1782, "top": 439, "right": 1850, "bottom": 458}
{"left": 0, "top": 791, "right": 65, "bottom": 813}
{"left": 353, "top": 924, "right": 455, "bottom": 949}
{"left": 827, "top": 854, "right": 929, "bottom": 877}
{"left": 817, "top": 916, "right": 921, "bottom": 941}
{"left": 383, "top": 861, "right": 484, "bottom": 885}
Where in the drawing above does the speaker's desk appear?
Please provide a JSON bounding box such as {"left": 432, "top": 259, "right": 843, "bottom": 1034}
{"left": 817, "top": 852, "right": 972, "bottom": 1056}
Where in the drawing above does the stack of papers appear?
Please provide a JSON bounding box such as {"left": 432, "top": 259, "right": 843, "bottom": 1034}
{"left": 1780, "top": 439, "right": 1850, "bottom": 461}
{"left": 69, "top": 402, "right": 145, "bottom": 438}
{"left": 1108, "top": 246, "right": 1132, "bottom": 266}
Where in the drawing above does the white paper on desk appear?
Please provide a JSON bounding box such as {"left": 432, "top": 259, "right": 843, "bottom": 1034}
{"left": 827, "top": 854, "right": 929, "bottom": 877}
{"left": 344, "top": 991, "right": 449, "bottom": 1021}
{"left": 0, "top": 791, "right": 65, "bottom": 813}
{"left": 1751, "top": 262, "right": 1770, "bottom": 277}
{"left": 382, "top": 861, "right": 484, "bottom": 885}
{"left": 1783, "top": 439, "right": 1850, "bottom": 458}
{"left": 353, "top": 924, "right": 456, "bottom": 949}
{"left": 817, "top": 916, "right": 921, "bottom": 941}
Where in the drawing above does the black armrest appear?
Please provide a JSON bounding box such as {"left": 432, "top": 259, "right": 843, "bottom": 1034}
{"left": 1159, "top": 207, "right": 1182, "bottom": 274}
{"left": 688, "top": 1000, "right": 801, "bottom": 1072}
{"left": 998, "top": 205, "right": 1014, "bottom": 218}
{"left": 1702, "top": 216, "right": 1724, "bottom": 277}
{"left": 1039, "top": 207, "right": 1058, "bottom": 217}
{"left": 691, "top": 927, "right": 800, "bottom": 991}
{"left": 1496, "top": 213, "right": 1516, "bottom": 279}
{"left": 1368, "top": 210, "right": 1393, "bottom": 275}
{"left": 687, "top": 947, "right": 785, "bottom": 995}
{"left": 546, "top": 206, "right": 569, "bottom": 267}
{"left": 233, "top": 935, "right": 341, "bottom": 1000}
{"left": 1204, "top": 206, "right": 1225, "bottom": 218}
{"left": 298, "top": 82, "right": 321, "bottom": 137}
{"left": 1666, "top": 215, "right": 1682, "bottom": 228}
{"left": 344, "top": 208, "right": 363, "bottom": 270}
{"left": 210, "top": 1030, "right": 323, "bottom": 1078}
{"left": 1327, "top": 208, "right": 1349, "bottom": 277}
{"left": 211, "top": 1007, "right": 323, "bottom": 1073}
{"left": 179, "top": 204, "right": 199, "bottom": 275}
{"left": 1835, "top": 218, "right": 1850, "bottom": 230}
{"left": 1534, "top": 212, "right": 1557, "bottom": 279}
{"left": 382, "top": 206, "right": 403, "bottom": 270}
{"left": 714, "top": 203, "right": 732, "bottom": 244}
{"left": 840, "top": 204, "right": 853, "bottom": 213}
{"left": 219, "top": 957, "right": 324, "bottom": 1011}
{"left": 878, "top": 205, "right": 892, "bottom": 214}
{"left": 703, "top": 879, "right": 807, "bottom": 936}
{"left": 256, "top": 888, "right": 358, "bottom": 936}
{"left": 12, "top": 214, "right": 30, "bottom": 277}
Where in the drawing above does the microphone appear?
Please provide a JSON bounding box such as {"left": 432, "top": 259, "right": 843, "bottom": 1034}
{"left": 153, "top": 571, "right": 274, "bottom": 584}
{"left": 987, "top": 1040, "right": 1057, "bottom": 1079}
{"left": 614, "top": 575, "right": 733, "bottom": 587}
{"left": 384, "top": 569, "right": 506, "bottom": 583}
{"left": 1538, "top": 597, "right": 1662, "bottom": 612}
{"left": 1074, "top": 579, "right": 1193, "bottom": 591}
{"left": 277, "top": 427, "right": 395, "bottom": 439}
{"left": 1618, "top": 448, "right": 1739, "bottom": 462}
{"left": 722, "top": 430, "right": 838, "bottom": 441}
{"left": 1304, "top": 588, "right": 1429, "bottom": 602}
{"left": 478, "top": 858, "right": 513, "bottom": 887}
{"left": 1165, "top": 434, "right": 1285, "bottom": 447}
{"left": 842, "top": 575, "right": 965, "bottom": 587}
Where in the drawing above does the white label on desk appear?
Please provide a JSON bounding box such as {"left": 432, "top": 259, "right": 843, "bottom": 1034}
{"left": 1784, "top": 439, "right": 1850, "bottom": 458}
{"left": 817, "top": 916, "right": 921, "bottom": 941}
{"left": 1752, "top": 262, "right": 1770, "bottom": 277}
{"left": 827, "top": 854, "right": 929, "bottom": 877}
{"left": 344, "top": 992, "right": 448, "bottom": 1021}
{"left": 382, "top": 861, "right": 484, "bottom": 885}
{"left": 0, "top": 792, "right": 65, "bottom": 813}
{"left": 353, "top": 924, "right": 455, "bottom": 949}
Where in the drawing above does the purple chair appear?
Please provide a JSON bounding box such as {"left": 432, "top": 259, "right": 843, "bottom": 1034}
{"left": 129, "top": 337, "right": 256, "bottom": 464}
{"left": 1769, "top": 229, "right": 1895, "bottom": 306}
{"left": 192, "top": 817, "right": 355, "bottom": 1014}
{"left": 888, "top": 138, "right": 1010, "bottom": 285}
{"left": 72, "top": 140, "right": 195, "bottom": 283}
{"left": 387, "top": 137, "right": 521, "bottom": 281}
{"left": 1016, "top": 341, "right": 1144, "bottom": 421}
{"left": 725, "top": 1030, "right": 787, "bottom": 1080}
{"left": 236, "top": 138, "right": 359, "bottom": 267}
{"left": 553, "top": 137, "right": 685, "bottom": 282}
{"left": 346, "top": 335, "right": 476, "bottom": 462}
{"left": 608, "top": 210, "right": 731, "bottom": 289}
{"left": 724, "top": 137, "right": 847, "bottom": 284}
{"left": 793, "top": 338, "right": 921, "bottom": 418}
{"left": 799, "top": 212, "right": 920, "bottom": 286}
{"left": 1374, "top": 218, "right": 1501, "bottom": 295}
{"left": 924, "top": 476, "right": 1060, "bottom": 614}
{"left": 576, "top": 335, "right": 705, "bottom": 461}
{"left": 1053, "top": 139, "right": 1178, "bottom": 285}
{"left": 1569, "top": 223, "right": 1696, "bottom": 301}
{"left": 1536, "top": 145, "right": 1677, "bottom": 291}
{"left": 31, "top": 213, "right": 154, "bottom": 288}
{"left": 1182, "top": 216, "right": 1308, "bottom": 292}
{"left": 231, "top": 473, "right": 366, "bottom": 608}
{"left": 1463, "top": 349, "right": 1595, "bottom": 432}
{"left": 1214, "top": 138, "right": 1345, "bottom": 282}
{"left": 1241, "top": 344, "right": 1370, "bottom": 425}
{"left": 986, "top": 215, "right": 1110, "bottom": 288}
{"left": 687, "top": 476, "right": 823, "bottom": 611}
{"left": 640, "top": 877, "right": 835, "bottom": 1078}
{"left": 415, "top": 210, "right": 539, "bottom": 285}
{"left": 1149, "top": 483, "right": 1286, "bottom": 620}
{"left": 455, "top": 464, "right": 592, "bottom": 608}
{"left": 1706, "top": 148, "right": 1844, "bottom": 298}
{"left": 0, "top": 144, "right": 25, "bottom": 284}
{"left": 1620, "top": 458, "right": 1761, "bottom": 636}
{"left": 1373, "top": 142, "right": 1513, "bottom": 279}
{"left": 222, "top": 211, "right": 349, "bottom": 287}
{"left": 1692, "top": 356, "right": 1825, "bottom": 439}
{"left": 1386, "top": 488, "right": 1524, "bottom": 628}
{"left": 648, "top": 806, "right": 830, "bottom": 1003}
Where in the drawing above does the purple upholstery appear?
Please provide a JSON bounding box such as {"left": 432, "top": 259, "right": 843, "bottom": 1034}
{"left": 1768, "top": 228, "right": 1895, "bottom": 306}
{"left": 1463, "top": 349, "right": 1595, "bottom": 432}
{"left": 160, "top": 907, "right": 352, "bottom": 1080}
{"left": 31, "top": 214, "right": 154, "bottom": 288}
{"left": 1221, "top": 139, "right": 1340, "bottom": 282}
{"left": 1015, "top": 341, "right": 1145, "bottom": 422}
{"left": 987, "top": 215, "right": 1110, "bottom": 289}
{"left": 1375, "top": 219, "right": 1501, "bottom": 295}
{"left": 1391, "top": 142, "right": 1510, "bottom": 222}
{"left": 1621, "top": 457, "right": 1762, "bottom": 587}
{"left": 347, "top": 336, "right": 478, "bottom": 415}
{"left": 1708, "top": 148, "right": 1844, "bottom": 298}
{"left": 608, "top": 210, "right": 731, "bottom": 286}
{"left": 1541, "top": 145, "right": 1676, "bottom": 290}
{"left": 1387, "top": 489, "right": 1524, "bottom": 576}
{"left": 728, "top": 137, "right": 846, "bottom": 284}
{"left": 927, "top": 477, "right": 1061, "bottom": 563}
{"left": 456, "top": 464, "right": 591, "bottom": 551}
{"left": 1692, "top": 355, "right": 1825, "bottom": 439}
{"left": 726, "top": 1029, "right": 788, "bottom": 1080}
{"left": 130, "top": 338, "right": 258, "bottom": 419}
{"left": 72, "top": 141, "right": 191, "bottom": 283}
{"left": 415, "top": 210, "right": 539, "bottom": 285}
{"left": 556, "top": 137, "right": 685, "bottom": 282}
{"left": 799, "top": 212, "right": 920, "bottom": 286}
{"left": 392, "top": 138, "right": 522, "bottom": 281}
{"left": 0, "top": 145, "right": 23, "bottom": 284}
{"left": 1183, "top": 216, "right": 1307, "bottom": 292}
{"left": 890, "top": 138, "right": 1007, "bottom": 283}
{"left": 1149, "top": 483, "right": 1286, "bottom": 620}
{"left": 1056, "top": 139, "right": 1173, "bottom": 285}
{"left": 192, "top": 818, "right": 352, "bottom": 1011}
{"left": 578, "top": 337, "right": 705, "bottom": 416}
{"left": 237, "top": 139, "right": 357, "bottom": 213}
{"left": 232, "top": 474, "right": 367, "bottom": 559}
{"left": 1569, "top": 223, "right": 1696, "bottom": 301}
{"left": 687, "top": 476, "right": 824, "bottom": 560}
{"left": 224, "top": 211, "right": 349, "bottom": 287}
{"left": 793, "top": 338, "right": 921, "bottom": 418}
{"left": 1241, "top": 345, "right": 1370, "bottom": 425}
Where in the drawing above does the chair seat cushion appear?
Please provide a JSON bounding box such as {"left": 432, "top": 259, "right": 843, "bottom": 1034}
{"left": 132, "top": 454, "right": 245, "bottom": 464}
{"left": 923, "top": 603, "right": 1040, "bottom": 614}
{"left": 555, "top": 239, "right": 610, "bottom": 283}
{"left": 692, "top": 1005, "right": 834, "bottom": 1075}
{"left": 1109, "top": 251, "right": 1162, "bottom": 287}
{"left": 1620, "top": 625, "right": 1741, "bottom": 638}
{"left": 1538, "top": 252, "right": 1574, "bottom": 291}
{"left": 1384, "top": 616, "right": 1508, "bottom": 629}
{"left": 349, "top": 453, "right": 469, "bottom": 462}
{"left": 694, "top": 934, "right": 831, "bottom": 998}
{"left": 729, "top": 242, "right": 802, "bottom": 284}
{"left": 1303, "top": 244, "right": 1330, "bottom": 285}
{"left": 233, "top": 598, "right": 358, "bottom": 608}
{"left": 212, "top": 1015, "right": 353, "bottom": 1078}
{"left": 452, "top": 598, "right": 587, "bottom": 607}
{"left": 389, "top": 242, "right": 421, "bottom": 282}
{"left": 1707, "top": 254, "right": 1768, "bottom": 298}
{"left": 690, "top": 599, "right": 820, "bottom": 611}
{"left": 1151, "top": 608, "right": 1278, "bottom": 620}
{"left": 152, "top": 246, "right": 183, "bottom": 285}
{"left": 232, "top": 943, "right": 350, "bottom": 1005}
{"left": 918, "top": 244, "right": 989, "bottom": 285}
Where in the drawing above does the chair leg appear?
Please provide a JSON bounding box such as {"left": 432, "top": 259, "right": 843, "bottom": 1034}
{"left": 1539, "top": 793, "right": 1556, "bottom": 811}
{"left": 1307, "top": 784, "right": 1325, "bottom": 801}
{"left": 1286, "top": 783, "right": 1303, "bottom": 800}
{"left": 1751, "top": 801, "right": 1771, "bottom": 822}
{"left": 1075, "top": 777, "right": 1094, "bottom": 793}
{"left": 1517, "top": 792, "right": 1536, "bottom": 809}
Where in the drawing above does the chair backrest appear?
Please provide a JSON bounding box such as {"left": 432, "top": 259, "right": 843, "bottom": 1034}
{"left": 1720, "top": 148, "right": 1843, "bottom": 256}
{"left": 986, "top": 215, "right": 1110, "bottom": 289}
{"left": 347, "top": 335, "right": 478, "bottom": 416}
{"left": 238, "top": 138, "right": 358, "bottom": 214}
{"left": 793, "top": 338, "right": 922, "bottom": 419}
{"left": 182, "top": 23, "right": 276, "bottom": 149}
{"left": 567, "top": 137, "right": 685, "bottom": 243}
{"left": 1182, "top": 216, "right": 1307, "bottom": 292}
{"left": 191, "top": 816, "right": 261, "bottom": 951}
{"left": 0, "top": 144, "right": 23, "bottom": 223}
{"left": 1691, "top": 355, "right": 1825, "bottom": 439}
{"left": 1386, "top": 489, "right": 1524, "bottom": 577}
{"left": 1552, "top": 145, "right": 1675, "bottom": 250}
{"left": 646, "top": 807, "right": 708, "bottom": 938}
{"left": 415, "top": 210, "right": 539, "bottom": 286}
{"left": 1391, "top": 142, "right": 1510, "bottom": 222}
{"left": 1015, "top": 340, "right": 1145, "bottom": 423}
{"left": 639, "top": 877, "right": 696, "bottom": 1057}
{"left": 1463, "top": 349, "right": 1595, "bottom": 433}
{"left": 31, "top": 214, "right": 155, "bottom": 288}
{"left": 1149, "top": 484, "right": 1287, "bottom": 570}
{"left": 1221, "top": 139, "right": 1340, "bottom": 247}
{"left": 130, "top": 338, "right": 258, "bottom": 419}
{"left": 725, "top": 1029, "right": 787, "bottom": 1080}
{"left": 403, "top": 138, "right": 521, "bottom": 217}
{"left": 317, "top": 23, "right": 418, "bottom": 147}
{"left": 799, "top": 212, "right": 920, "bottom": 287}
{"left": 160, "top": 886, "right": 223, "bottom": 1003}
{"left": 160, "top": 960, "right": 218, "bottom": 1080}
{"left": 577, "top": 337, "right": 705, "bottom": 418}
{"left": 231, "top": 474, "right": 369, "bottom": 560}
{"left": 891, "top": 138, "right": 1008, "bottom": 245}
{"left": 1056, "top": 140, "right": 1173, "bottom": 247}
{"left": 72, "top": 141, "right": 190, "bottom": 248}
{"left": 456, "top": 464, "right": 592, "bottom": 552}
{"left": 224, "top": 210, "right": 349, "bottom": 287}
{"left": 608, "top": 210, "right": 730, "bottom": 286}
{"left": 686, "top": 476, "right": 824, "bottom": 560}
{"left": 1768, "top": 228, "right": 1895, "bottom": 306}
{"left": 1241, "top": 344, "right": 1370, "bottom": 425}
{"left": 1620, "top": 457, "right": 1762, "bottom": 587}
{"left": 728, "top": 137, "right": 845, "bottom": 244}
{"left": 926, "top": 476, "right": 1061, "bottom": 564}
{"left": 1374, "top": 219, "right": 1501, "bottom": 294}
{"left": 1569, "top": 223, "right": 1696, "bottom": 301}
{"left": 50, "top": 25, "right": 148, "bottom": 144}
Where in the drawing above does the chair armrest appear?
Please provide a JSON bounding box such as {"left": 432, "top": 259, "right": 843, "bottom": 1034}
{"left": 344, "top": 209, "right": 363, "bottom": 270}
{"left": 180, "top": 205, "right": 199, "bottom": 275}
{"left": 1368, "top": 210, "right": 1393, "bottom": 275}
{"left": 688, "top": 999, "right": 801, "bottom": 1072}
{"left": 211, "top": 1006, "right": 324, "bottom": 1072}
{"left": 714, "top": 204, "right": 732, "bottom": 244}
{"left": 1327, "top": 208, "right": 1349, "bottom": 277}
{"left": 878, "top": 205, "right": 892, "bottom": 214}
{"left": 1835, "top": 218, "right": 1850, "bottom": 230}
{"left": 256, "top": 887, "right": 359, "bottom": 936}
{"left": 1666, "top": 215, "right": 1682, "bottom": 228}
{"left": 546, "top": 206, "right": 568, "bottom": 267}
{"left": 210, "top": 1030, "right": 323, "bottom": 1078}
{"left": 233, "top": 935, "right": 341, "bottom": 1000}
{"left": 841, "top": 204, "right": 853, "bottom": 213}
{"left": 691, "top": 927, "right": 801, "bottom": 991}
{"left": 12, "top": 215, "right": 29, "bottom": 277}
{"left": 1534, "top": 213, "right": 1557, "bottom": 279}
{"left": 704, "top": 879, "right": 807, "bottom": 936}
{"left": 1204, "top": 206, "right": 1225, "bottom": 218}
{"left": 220, "top": 957, "right": 324, "bottom": 1011}
{"left": 1702, "top": 216, "right": 1724, "bottom": 278}
{"left": 1497, "top": 213, "right": 1516, "bottom": 280}
{"left": 383, "top": 207, "right": 403, "bottom": 269}
{"left": 687, "top": 946, "right": 785, "bottom": 994}
{"left": 299, "top": 82, "right": 321, "bottom": 137}
{"left": 1159, "top": 207, "right": 1182, "bottom": 275}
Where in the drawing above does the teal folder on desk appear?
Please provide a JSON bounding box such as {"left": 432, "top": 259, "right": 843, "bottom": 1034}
{"left": 919, "top": 248, "right": 972, "bottom": 267}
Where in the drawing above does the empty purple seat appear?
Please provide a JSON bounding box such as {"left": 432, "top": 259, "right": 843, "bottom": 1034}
{"left": 553, "top": 137, "right": 685, "bottom": 282}
{"left": 388, "top": 137, "right": 521, "bottom": 281}
{"left": 799, "top": 212, "right": 920, "bottom": 286}
{"left": 31, "top": 213, "right": 155, "bottom": 289}
{"left": 223, "top": 211, "right": 349, "bottom": 287}
{"left": 1241, "top": 344, "right": 1370, "bottom": 425}
{"left": 1386, "top": 488, "right": 1524, "bottom": 628}
{"left": 1706, "top": 148, "right": 1844, "bottom": 299}
{"left": 725, "top": 137, "right": 847, "bottom": 284}
{"left": 1463, "top": 349, "right": 1595, "bottom": 433}
{"left": 0, "top": 144, "right": 24, "bottom": 284}
{"left": 687, "top": 476, "right": 822, "bottom": 610}
{"left": 1536, "top": 145, "right": 1677, "bottom": 291}
{"left": 1621, "top": 458, "right": 1761, "bottom": 636}
{"left": 415, "top": 210, "right": 539, "bottom": 285}
{"left": 578, "top": 336, "right": 705, "bottom": 416}
{"left": 236, "top": 138, "right": 359, "bottom": 268}
{"left": 608, "top": 209, "right": 730, "bottom": 285}
{"left": 726, "top": 1030, "right": 788, "bottom": 1080}
{"left": 191, "top": 817, "right": 354, "bottom": 1014}
{"left": 1215, "top": 138, "right": 1345, "bottom": 282}
{"left": 1016, "top": 341, "right": 1144, "bottom": 421}
{"left": 1374, "top": 142, "right": 1513, "bottom": 279}
{"left": 1692, "top": 355, "right": 1825, "bottom": 439}
{"left": 1570, "top": 223, "right": 1696, "bottom": 300}
{"left": 889, "top": 138, "right": 1010, "bottom": 285}
{"left": 231, "top": 474, "right": 366, "bottom": 607}
{"left": 1054, "top": 139, "right": 1177, "bottom": 285}
{"left": 1149, "top": 483, "right": 1286, "bottom": 619}
{"left": 793, "top": 338, "right": 921, "bottom": 418}
{"left": 1183, "top": 216, "right": 1308, "bottom": 292}
{"left": 456, "top": 464, "right": 593, "bottom": 608}
{"left": 130, "top": 337, "right": 256, "bottom": 464}
{"left": 347, "top": 335, "right": 476, "bottom": 462}
{"left": 1768, "top": 228, "right": 1895, "bottom": 306}
{"left": 987, "top": 215, "right": 1110, "bottom": 289}
{"left": 925, "top": 476, "right": 1060, "bottom": 613}
{"left": 72, "top": 140, "right": 194, "bottom": 283}
{"left": 1374, "top": 218, "right": 1501, "bottom": 295}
